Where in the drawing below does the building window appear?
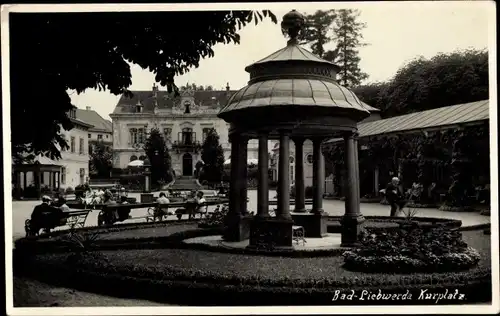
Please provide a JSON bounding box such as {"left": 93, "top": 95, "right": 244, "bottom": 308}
{"left": 163, "top": 128, "right": 172, "bottom": 142}
{"left": 79, "top": 137, "right": 84, "bottom": 155}
{"left": 130, "top": 155, "right": 138, "bottom": 162}
{"left": 183, "top": 101, "right": 191, "bottom": 114}
{"left": 61, "top": 135, "right": 66, "bottom": 151}
{"left": 138, "top": 128, "right": 145, "bottom": 144}
{"left": 98, "top": 134, "right": 103, "bottom": 140}
{"left": 106, "top": 135, "right": 109, "bottom": 139}
{"left": 130, "top": 128, "right": 138, "bottom": 145}
{"left": 202, "top": 128, "right": 212, "bottom": 142}
{"left": 182, "top": 127, "right": 193, "bottom": 144}
{"left": 306, "top": 154, "right": 313, "bottom": 165}
{"left": 136, "top": 106, "right": 143, "bottom": 113}
{"left": 61, "top": 167, "right": 66, "bottom": 184}
{"left": 70, "top": 136, "right": 75, "bottom": 153}
{"left": 88, "top": 134, "right": 91, "bottom": 138}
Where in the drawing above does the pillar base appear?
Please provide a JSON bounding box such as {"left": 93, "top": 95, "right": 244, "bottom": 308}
{"left": 340, "top": 214, "right": 366, "bottom": 247}
{"left": 140, "top": 193, "right": 155, "bottom": 203}
{"left": 293, "top": 207, "right": 307, "bottom": 213}
{"left": 223, "top": 213, "right": 253, "bottom": 242}
{"left": 248, "top": 217, "right": 294, "bottom": 250}
{"left": 291, "top": 212, "right": 328, "bottom": 238}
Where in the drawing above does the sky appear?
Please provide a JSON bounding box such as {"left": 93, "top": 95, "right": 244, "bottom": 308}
{"left": 68, "top": 1, "right": 493, "bottom": 120}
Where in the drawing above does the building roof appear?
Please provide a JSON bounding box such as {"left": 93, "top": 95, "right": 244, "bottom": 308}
{"left": 245, "top": 43, "right": 336, "bottom": 71}
{"left": 325, "top": 99, "right": 489, "bottom": 143}
{"left": 76, "top": 108, "right": 112, "bottom": 133}
{"left": 361, "top": 101, "right": 380, "bottom": 112}
{"left": 112, "top": 89, "right": 236, "bottom": 114}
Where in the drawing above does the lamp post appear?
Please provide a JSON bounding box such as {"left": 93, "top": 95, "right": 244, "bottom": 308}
{"left": 143, "top": 157, "right": 152, "bottom": 193}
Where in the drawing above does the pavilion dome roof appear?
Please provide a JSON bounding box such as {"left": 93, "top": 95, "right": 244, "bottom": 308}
{"left": 244, "top": 43, "right": 339, "bottom": 72}
{"left": 218, "top": 10, "right": 371, "bottom": 138}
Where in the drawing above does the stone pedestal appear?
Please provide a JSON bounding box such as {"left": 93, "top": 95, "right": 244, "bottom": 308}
{"left": 340, "top": 215, "right": 366, "bottom": 247}
{"left": 291, "top": 212, "right": 328, "bottom": 238}
{"left": 140, "top": 193, "right": 155, "bottom": 203}
{"left": 223, "top": 213, "right": 253, "bottom": 242}
{"left": 248, "top": 217, "right": 294, "bottom": 250}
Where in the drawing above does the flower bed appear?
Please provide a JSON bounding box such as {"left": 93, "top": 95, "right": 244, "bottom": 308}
{"left": 14, "top": 229, "right": 491, "bottom": 305}
{"left": 343, "top": 227, "right": 481, "bottom": 273}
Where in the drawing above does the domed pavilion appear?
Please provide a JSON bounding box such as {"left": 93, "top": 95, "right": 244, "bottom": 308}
{"left": 218, "top": 10, "right": 373, "bottom": 249}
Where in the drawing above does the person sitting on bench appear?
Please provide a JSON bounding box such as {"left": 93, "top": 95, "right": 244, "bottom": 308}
{"left": 30, "top": 195, "right": 64, "bottom": 234}
{"left": 154, "top": 192, "right": 171, "bottom": 221}
{"left": 116, "top": 196, "right": 131, "bottom": 221}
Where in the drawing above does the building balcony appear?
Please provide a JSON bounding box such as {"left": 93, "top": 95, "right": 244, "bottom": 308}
{"left": 171, "top": 140, "right": 202, "bottom": 153}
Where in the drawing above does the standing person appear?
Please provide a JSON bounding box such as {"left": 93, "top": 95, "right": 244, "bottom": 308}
{"left": 385, "top": 177, "right": 405, "bottom": 217}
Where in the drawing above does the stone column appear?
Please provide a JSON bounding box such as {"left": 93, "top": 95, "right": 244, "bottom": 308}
{"left": 341, "top": 131, "right": 365, "bottom": 247}
{"left": 293, "top": 137, "right": 306, "bottom": 213}
{"left": 228, "top": 134, "right": 241, "bottom": 215}
{"left": 277, "top": 131, "right": 292, "bottom": 220}
{"left": 353, "top": 133, "right": 361, "bottom": 209}
{"left": 257, "top": 133, "right": 269, "bottom": 218}
{"left": 312, "top": 138, "right": 325, "bottom": 214}
{"left": 23, "top": 172, "right": 27, "bottom": 190}
{"left": 35, "top": 170, "right": 42, "bottom": 199}
{"left": 239, "top": 136, "right": 249, "bottom": 215}
{"left": 224, "top": 133, "right": 251, "bottom": 242}
{"left": 57, "top": 172, "right": 60, "bottom": 190}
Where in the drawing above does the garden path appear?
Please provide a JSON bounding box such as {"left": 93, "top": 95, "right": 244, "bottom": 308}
{"left": 10, "top": 190, "right": 490, "bottom": 242}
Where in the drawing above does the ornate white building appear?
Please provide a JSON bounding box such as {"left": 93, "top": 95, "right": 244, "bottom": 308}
{"left": 110, "top": 84, "right": 262, "bottom": 177}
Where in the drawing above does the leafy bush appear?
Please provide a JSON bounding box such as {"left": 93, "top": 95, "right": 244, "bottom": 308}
{"left": 289, "top": 185, "right": 314, "bottom": 198}
{"left": 198, "top": 204, "right": 229, "bottom": 228}
{"left": 65, "top": 186, "right": 75, "bottom": 194}
{"left": 343, "top": 227, "right": 481, "bottom": 272}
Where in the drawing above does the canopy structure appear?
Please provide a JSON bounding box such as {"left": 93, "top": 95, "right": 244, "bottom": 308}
{"left": 218, "top": 10, "right": 370, "bottom": 249}
{"left": 128, "top": 160, "right": 144, "bottom": 167}
{"left": 224, "top": 158, "right": 259, "bottom": 166}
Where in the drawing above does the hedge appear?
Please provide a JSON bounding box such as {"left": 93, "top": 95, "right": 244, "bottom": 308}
{"left": 14, "top": 249, "right": 491, "bottom": 305}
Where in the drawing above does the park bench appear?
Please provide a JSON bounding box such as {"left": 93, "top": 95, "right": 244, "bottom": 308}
{"left": 25, "top": 209, "right": 92, "bottom": 237}
{"left": 98, "top": 199, "right": 229, "bottom": 225}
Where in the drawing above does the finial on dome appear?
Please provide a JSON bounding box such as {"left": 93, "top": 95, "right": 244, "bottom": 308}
{"left": 281, "top": 9, "right": 306, "bottom": 45}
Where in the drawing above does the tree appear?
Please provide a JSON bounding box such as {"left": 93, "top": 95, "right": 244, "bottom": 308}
{"left": 352, "top": 82, "right": 390, "bottom": 111}
{"left": 380, "top": 49, "right": 488, "bottom": 117}
{"left": 299, "top": 9, "right": 368, "bottom": 87}
{"left": 144, "top": 128, "right": 172, "bottom": 185}
{"left": 200, "top": 128, "right": 225, "bottom": 184}
{"left": 331, "top": 9, "right": 369, "bottom": 87}
{"left": 299, "top": 10, "right": 337, "bottom": 58}
{"left": 10, "top": 11, "right": 277, "bottom": 163}
{"left": 89, "top": 141, "right": 113, "bottom": 178}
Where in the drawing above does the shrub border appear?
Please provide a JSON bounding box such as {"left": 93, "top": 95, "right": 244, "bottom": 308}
{"left": 14, "top": 216, "right": 463, "bottom": 256}
{"left": 14, "top": 250, "right": 492, "bottom": 305}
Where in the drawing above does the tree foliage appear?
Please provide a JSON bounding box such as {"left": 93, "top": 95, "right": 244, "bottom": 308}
{"left": 89, "top": 141, "right": 113, "bottom": 178}
{"left": 200, "top": 128, "right": 225, "bottom": 184}
{"left": 352, "top": 82, "right": 390, "bottom": 111}
{"left": 10, "top": 10, "right": 277, "bottom": 162}
{"left": 356, "top": 49, "right": 488, "bottom": 116}
{"left": 144, "top": 128, "right": 173, "bottom": 184}
{"left": 331, "top": 9, "right": 369, "bottom": 87}
{"left": 299, "top": 9, "right": 368, "bottom": 87}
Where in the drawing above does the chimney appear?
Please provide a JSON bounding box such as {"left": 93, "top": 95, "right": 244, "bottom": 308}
{"left": 86, "top": 106, "right": 91, "bottom": 111}
{"left": 226, "top": 82, "right": 230, "bottom": 91}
